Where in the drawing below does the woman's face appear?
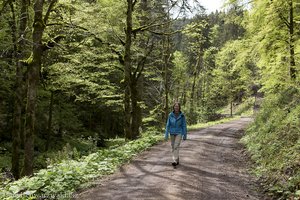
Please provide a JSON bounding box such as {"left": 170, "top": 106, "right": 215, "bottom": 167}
{"left": 174, "top": 103, "right": 180, "bottom": 113}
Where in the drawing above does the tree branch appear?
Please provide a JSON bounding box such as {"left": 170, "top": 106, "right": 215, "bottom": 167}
{"left": 113, "top": 64, "right": 124, "bottom": 72}
{"left": 133, "top": 0, "right": 137, "bottom": 8}
{"left": 45, "top": 22, "right": 125, "bottom": 65}
{"left": 149, "top": 29, "right": 181, "bottom": 35}
{"left": 279, "top": 13, "right": 290, "bottom": 29}
{"left": 42, "top": 35, "right": 65, "bottom": 51}
{"left": 134, "top": 40, "right": 154, "bottom": 80}
{"left": 0, "top": 0, "right": 12, "bottom": 16}
{"left": 132, "top": 19, "right": 177, "bottom": 34}
{"left": 43, "top": 0, "right": 58, "bottom": 25}
{"left": 115, "top": 33, "right": 125, "bottom": 46}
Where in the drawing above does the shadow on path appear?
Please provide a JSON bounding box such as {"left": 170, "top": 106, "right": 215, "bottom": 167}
{"left": 75, "top": 118, "right": 266, "bottom": 200}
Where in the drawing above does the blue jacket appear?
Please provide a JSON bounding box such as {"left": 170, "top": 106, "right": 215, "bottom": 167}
{"left": 164, "top": 112, "right": 187, "bottom": 140}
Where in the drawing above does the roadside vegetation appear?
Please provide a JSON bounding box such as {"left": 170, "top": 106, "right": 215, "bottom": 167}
{"left": 243, "top": 88, "right": 300, "bottom": 199}
{"left": 0, "top": 132, "right": 162, "bottom": 200}
{"left": 0, "top": 115, "right": 239, "bottom": 200}
{"left": 0, "top": 0, "right": 299, "bottom": 199}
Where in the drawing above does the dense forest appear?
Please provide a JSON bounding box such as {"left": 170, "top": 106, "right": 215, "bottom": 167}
{"left": 0, "top": 0, "right": 299, "bottom": 199}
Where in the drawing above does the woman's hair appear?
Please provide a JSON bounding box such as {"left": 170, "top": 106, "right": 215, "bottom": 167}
{"left": 173, "top": 102, "right": 181, "bottom": 112}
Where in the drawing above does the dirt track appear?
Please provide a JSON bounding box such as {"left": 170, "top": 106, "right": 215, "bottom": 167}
{"left": 75, "top": 117, "right": 266, "bottom": 200}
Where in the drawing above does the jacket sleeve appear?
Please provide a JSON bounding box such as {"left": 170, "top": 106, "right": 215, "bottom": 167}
{"left": 164, "top": 116, "right": 170, "bottom": 140}
{"left": 182, "top": 115, "right": 187, "bottom": 140}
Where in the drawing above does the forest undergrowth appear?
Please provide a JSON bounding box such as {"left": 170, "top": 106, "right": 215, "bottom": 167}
{"left": 243, "top": 87, "right": 300, "bottom": 200}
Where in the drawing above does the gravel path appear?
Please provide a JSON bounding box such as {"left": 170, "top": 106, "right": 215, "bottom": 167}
{"left": 75, "top": 118, "right": 265, "bottom": 200}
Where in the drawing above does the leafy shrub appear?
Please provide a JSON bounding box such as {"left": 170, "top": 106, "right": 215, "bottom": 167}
{"left": 0, "top": 134, "right": 162, "bottom": 200}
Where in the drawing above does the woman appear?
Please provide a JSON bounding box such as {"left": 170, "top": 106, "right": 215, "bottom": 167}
{"left": 164, "top": 102, "right": 187, "bottom": 166}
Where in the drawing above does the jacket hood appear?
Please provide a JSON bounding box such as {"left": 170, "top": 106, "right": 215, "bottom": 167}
{"left": 170, "top": 111, "right": 184, "bottom": 118}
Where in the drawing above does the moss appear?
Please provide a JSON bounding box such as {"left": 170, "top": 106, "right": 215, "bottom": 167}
{"left": 20, "top": 53, "right": 33, "bottom": 66}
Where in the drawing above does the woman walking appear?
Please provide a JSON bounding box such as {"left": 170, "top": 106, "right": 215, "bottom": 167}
{"left": 164, "top": 102, "right": 187, "bottom": 166}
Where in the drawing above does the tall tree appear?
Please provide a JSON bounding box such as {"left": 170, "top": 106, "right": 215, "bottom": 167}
{"left": 245, "top": 0, "right": 299, "bottom": 90}
{"left": 11, "top": 0, "right": 30, "bottom": 179}
{"left": 162, "top": 0, "right": 171, "bottom": 123}
{"left": 171, "top": 51, "right": 188, "bottom": 102}
{"left": 182, "top": 19, "right": 210, "bottom": 123}
{"left": 123, "top": 0, "right": 171, "bottom": 139}
{"left": 24, "top": 0, "right": 57, "bottom": 176}
{"left": 123, "top": 0, "right": 134, "bottom": 139}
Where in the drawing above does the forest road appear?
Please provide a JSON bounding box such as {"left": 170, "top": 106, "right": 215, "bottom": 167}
{"left": 75, "top": 117, "right": 266, "bottom": 200}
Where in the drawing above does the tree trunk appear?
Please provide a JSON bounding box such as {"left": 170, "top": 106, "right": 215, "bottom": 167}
{"left": 24, "top": 0, "right": 45, "bottom": 176}
{"left": 45, "top": 91, "right": 53, "bottom": 151}
{"left": 57, "top": 104, "right": 63, "bottom": 138}
{"left": 11, "top": 0, "right": 29, "bottom": 179}
{"left": 23, "top": 0, "right": 57, "bottom": 175}
{"left": 163, "top": 1, "right": 171, "bottom": 123}
{"left": 190, "top": 53, "right": 202, "bottom": 123}
{"left": 124, "top": 0, "right": 149, "bottom": 139}
{"left": 124, "top": 0, "right": 133, "bottom": 140}
{"left": 123, "top": 0, "right": 154, "bottom": 139}
{"left": 190, "top": 74, "right": 196, "bottom": 110}
{"left": 130, "top": 80, "right": 139, "bottom": 139}
{"left": 230, "top": 78, "right": 233, "bottom": 117}
{"left": 10, "top": 1, "right": 20, "bottom": 180}
{"left": 289, "top": 0, "right": 296, "bottom": 79}
{"left": 164, "top": 39, "right": 169, "bottom": 123}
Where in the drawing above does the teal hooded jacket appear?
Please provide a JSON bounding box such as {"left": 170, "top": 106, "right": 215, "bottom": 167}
{"left": 164, "top": 112, "right": 187, "bottom": 140}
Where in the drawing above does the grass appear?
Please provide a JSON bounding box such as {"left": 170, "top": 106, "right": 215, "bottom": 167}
{"left": 218, "top": 97, "right": 255, "bottom": 117}
{"left": 188, "top": 115, "right": 242, "bottom": 131}
{"left": 187, "top": 98, "right": 255, "bottom": 131}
